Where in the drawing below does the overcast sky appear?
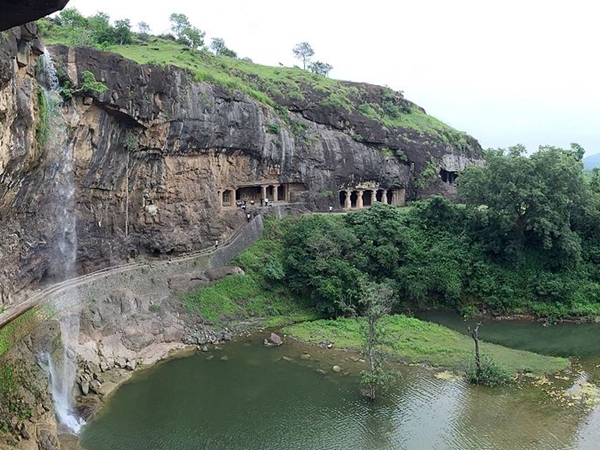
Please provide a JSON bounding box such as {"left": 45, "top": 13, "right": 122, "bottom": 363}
{"left": 62, "top": 0, "right": 599, "bottom": 155}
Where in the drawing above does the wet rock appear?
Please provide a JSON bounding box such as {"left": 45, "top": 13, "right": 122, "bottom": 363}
{"left": 300, "top": 353, "right": 311, "bottom": 360}
{"left": 89, "top": 380, "right": 102, "bottom": 395}
{"left": 332, "top": 365, "right": 342, "bottom": 373}
{"left": 80, "top": 379, "right": 90, "bottom": 396}
{"left": 264, "top": 332, "right": 283, "bottom": 346}
{"left": 220, "top": 355, "right": 229, "bottom": 361}
{"left": 125, "top": 359, "right": 137, "bottom": 371}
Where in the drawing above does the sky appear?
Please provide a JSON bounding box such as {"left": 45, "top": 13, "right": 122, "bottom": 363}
{"left": 61, "top": 0, "right": 599, "bottom": 155}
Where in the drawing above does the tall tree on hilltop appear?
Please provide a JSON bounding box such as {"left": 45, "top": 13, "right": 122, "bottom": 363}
{"left": 169, "top": 13, "right": 205, "bottom": 48}
{"left": 137, "top": 21, "right": 151, "bottom": 41}
{"left": 292, "top": 42, "right": 314, "bottom": 70}
{"left": 210, "top": 38, "right": 237, "bottom": 58}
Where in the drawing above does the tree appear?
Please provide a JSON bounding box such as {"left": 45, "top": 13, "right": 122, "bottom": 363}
{"left": 113, "top": 19, "right": 133, "bottom": 45}
{"left": 169, "top": 13, "right": 205, "bottom": 48}
{"left": 292, "top": 42, "right": 314, "bottom": 70}
{"left": 180, "top": 26, "right": 205, "bottom": 48}
{"left": 458, "top": 144, "right": 588, "bottom": 267}
{"left": 137, "top": 21, "right": 151, "bottom": 41}
{"left": 88, "top": 11, "right": 113, "bottom": 45}
{"left": 308, "top": 61, "right": 333, "bottom": 76}
{"left": 58, "top": 8, "right": 88, "bottom": 28}
{"left": 283, "top": 215, "right": 363, "bottom": 315}
{"left": 169, "top": 13, "right": 190, "bottom": 37}
{"left": 210, "top": 38, "right": 237, "bottom": 58}
{"left": 358, "top": 281, "right": 396, "bottom": 401}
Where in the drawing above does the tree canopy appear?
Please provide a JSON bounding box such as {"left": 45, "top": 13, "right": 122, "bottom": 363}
{"left": 458, "top": 144, "right": 588, "bottom": 267}
{"left": 292, "top": 42, "right": 314, "bottom": 70}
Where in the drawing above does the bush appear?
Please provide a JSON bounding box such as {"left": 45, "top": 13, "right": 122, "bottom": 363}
{"left": 465, "top": 355, "right": 512, "bottom": 387}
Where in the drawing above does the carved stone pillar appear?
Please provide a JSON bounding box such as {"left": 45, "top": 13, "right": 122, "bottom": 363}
{"left": 345, "top": 190, "right": 352, "bottom": 209}
{"left": 371, "top": 189, "right": 377, "bottom": 203}
{"left": 273, "top": 185, "right": 279, "bottom": 202}
{"left": 357, "top": 190, "right": 364, "bottom": 208}
{"left": 261, "top": 185, "right": 267, "bottom": 201}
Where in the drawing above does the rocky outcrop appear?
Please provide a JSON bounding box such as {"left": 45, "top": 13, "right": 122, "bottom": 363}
{"left": 0, "top": 28, "right": 483, "bottom": 304}
{"left": 0, "top": 0, "right": 69, "bottom": 32}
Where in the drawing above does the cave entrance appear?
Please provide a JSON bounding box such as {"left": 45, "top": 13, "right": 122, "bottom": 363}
{"left": 362, "top": 190, "right": 373, "bottom": 207}
{"left": 222, "top": 189, "right": 234, "bottom": 207}
{"left": 440, "top": 169, "right": 458, "bottom": 184}
{"left": 350, "top": 191, "right": 358, "bottom": 208}
{"left": 277, "top": 185, "right": 287, "bottom": 202}
{"left": 236, "top": 186, "right": 262, "bottom": 203}
{"left": 339, "top": 191, "right": 347, "bottom": 208}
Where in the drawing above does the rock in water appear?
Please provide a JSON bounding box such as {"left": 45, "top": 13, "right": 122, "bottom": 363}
{"left": 264, "top": 332, "right": 283, "bottom": 346}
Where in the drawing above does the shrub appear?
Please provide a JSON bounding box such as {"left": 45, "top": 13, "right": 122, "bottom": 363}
{"left": 266, "top": 123, "right": 280, "bottom": 134}
{"left": 465, "top": 355, "right": 512, "bottom": 387}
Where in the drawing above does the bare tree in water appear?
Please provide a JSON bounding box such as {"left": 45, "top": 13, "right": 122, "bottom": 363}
{"left": 468, "top": 323, "right": 482, "bottom": 381}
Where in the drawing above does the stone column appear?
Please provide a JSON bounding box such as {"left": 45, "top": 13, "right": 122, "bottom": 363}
{"left": 344, "top": 190, "right": 352, "bottom": 209}
{"left": 273, "top": 185, "right": 279, "bottom": 202}
{"left": 384, "top": 190, "right": 390, "bottom": 204}
{"left": 261, "top": 185, "right": 267, "bottom": 202}
{"left": 371, "top": 189, "right": 377, "bottom": 203}
{"left": 357, "top": 190, "right": 364, "bottom": 208}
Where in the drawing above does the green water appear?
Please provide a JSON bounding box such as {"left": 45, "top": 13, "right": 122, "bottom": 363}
{"left": 79, "top": 330, "right": 600, "bottom": 450}
{"left": 417, "top": 311, "right": 600, "bottom": 357}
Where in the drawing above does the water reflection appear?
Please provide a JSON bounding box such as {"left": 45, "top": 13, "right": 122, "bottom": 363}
{"left": 80, "top": 334, "right": 600, "bottom": 450}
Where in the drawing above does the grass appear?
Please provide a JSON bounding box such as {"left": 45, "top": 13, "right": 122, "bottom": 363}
{"left": 0, "top": 308, "right": 43, "bottom": 359}
{"left": 40, "top": 21, "right": 474, "bottom": 153}
{"left": 183, "top": 217, "right": 318, "bottom": 326}
{"left": 282, "top": 314, "right": 569, "bottom": 376}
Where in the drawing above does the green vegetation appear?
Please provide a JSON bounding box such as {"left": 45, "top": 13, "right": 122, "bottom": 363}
{"left": 38, "top": 9, "right": 470, "bottom": 152}
{"left": 60, "top": 70, "right": 108, "bottom": 101}
{"left": 183, "top": 218, "right": 318, "bottom": 326}
{"left": 283, "top": 315, "right": 569, "bottom": 376}
{"left": 35, "top": 85, "right": 50, "bottom": 148}
{"left": 0, "top": 359, "right": 43, "bottom": 433}
{"left": 0, "top": 309, "right": 41, "bottom": 359}
{"left": 465, "top": 355, "right": 513, "bottom": 386}
{"left": 358, "top": 281, "right": 398, "bottom": 400}
{"left": 274, "top": 144, "right": 600, "bottom": 319}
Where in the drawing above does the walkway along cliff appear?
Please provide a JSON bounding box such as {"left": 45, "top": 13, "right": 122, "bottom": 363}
{"left": 0, "top": 24, "right": 483, "bottom": 311}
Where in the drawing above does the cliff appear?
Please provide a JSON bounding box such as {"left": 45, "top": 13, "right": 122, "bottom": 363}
{"left": 0, "top": 25, "right": 483, "bottom": 304}
{"left": 0, "top": 0, "right": 69, "bottom": 32}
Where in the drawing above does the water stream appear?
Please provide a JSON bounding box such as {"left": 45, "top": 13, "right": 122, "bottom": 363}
{"left": 39, "top": 50, "right": 84, "bottom": 433}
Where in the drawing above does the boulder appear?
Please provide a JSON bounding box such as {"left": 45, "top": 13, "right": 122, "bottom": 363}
{"left": 264, "top": 332, "right": 283, "bottom": 346}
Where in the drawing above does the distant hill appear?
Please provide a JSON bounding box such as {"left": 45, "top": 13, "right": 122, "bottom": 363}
{"left": 583, "top": 153, "right": 600, "bottom": 169}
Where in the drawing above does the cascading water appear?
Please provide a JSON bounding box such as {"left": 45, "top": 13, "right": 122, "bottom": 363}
{"left": 38, "top": 50, "right": 85, "bottom": 433}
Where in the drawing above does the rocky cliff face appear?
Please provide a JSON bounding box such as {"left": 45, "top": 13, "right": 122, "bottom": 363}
{"left": 0, "top": 0, "right": 69, "bottom": 32}
{"left": 0, "top": 26, "right": 483, "bottom": 304}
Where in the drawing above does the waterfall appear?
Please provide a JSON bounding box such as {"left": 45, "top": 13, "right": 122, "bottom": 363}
{"left": 39, "top": 50, "right": 85, "bottom": 433}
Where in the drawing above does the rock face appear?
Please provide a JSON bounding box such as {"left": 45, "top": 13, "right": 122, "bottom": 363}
{"left": 0, "top": 0, "right": 69, "bottom": 32}
{"left": 0, "top": 28, "right": 484, "bottom": 304}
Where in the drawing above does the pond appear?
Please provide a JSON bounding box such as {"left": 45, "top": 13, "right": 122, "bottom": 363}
{"left": 79, "top": 323, "right": 600, "bottom": 450}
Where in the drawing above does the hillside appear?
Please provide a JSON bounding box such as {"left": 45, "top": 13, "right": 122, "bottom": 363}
{"left": 583, "top": 153, "right": 600, "bottom": 169}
